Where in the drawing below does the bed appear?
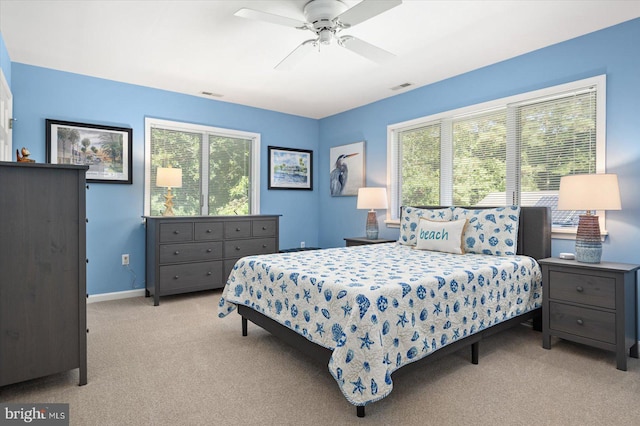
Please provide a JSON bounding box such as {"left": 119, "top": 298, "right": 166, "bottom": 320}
{"left": 218, "top": 206, "right": 551, "bottom": 417}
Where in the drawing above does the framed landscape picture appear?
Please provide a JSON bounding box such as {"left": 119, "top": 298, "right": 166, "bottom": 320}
{"left": 268, "top": 146, "right": 313, "bottom": 190}
{"left": 329, "top": 141, "right": 365, "bottom": 196}
{"left": 46, "top": 119, "right": 133, "bottom": 184}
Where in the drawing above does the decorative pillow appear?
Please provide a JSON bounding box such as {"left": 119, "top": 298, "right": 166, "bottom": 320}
{"left": 452, "top": 206, "right": 520, "bottom": 255}
{"left": 398, "top": 206, "right": 453, "bottom": 246}
{"left": 415, "top": 218, "right": 466, "bottom": 254}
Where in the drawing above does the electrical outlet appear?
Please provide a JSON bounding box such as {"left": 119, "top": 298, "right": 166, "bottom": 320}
{"left": 122, "top": 254, "right": 130, "bottom": 265}
{"left": 300, "top": 241, "right": 306, "bottom": 248}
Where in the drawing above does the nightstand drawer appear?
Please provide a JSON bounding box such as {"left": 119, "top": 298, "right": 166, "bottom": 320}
{"left": 549, "top": 271, "right": 615, "bottom": 309}
{"left": 549, "top": 302, "right": 615, "bottom": 344}
{"left": 159, "top": 242, "right": 223, "bottom": 264}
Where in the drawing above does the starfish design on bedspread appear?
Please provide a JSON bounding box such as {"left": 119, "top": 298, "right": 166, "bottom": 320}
{"left": 351, "top": 377, "right": 366, "bottom": 395}
{"left": 359, "top": 332, "right": 374, "bottom": 350}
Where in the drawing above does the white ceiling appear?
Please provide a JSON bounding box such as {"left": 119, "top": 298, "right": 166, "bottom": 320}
{"left": 1, "top": 1, "right": 639, "bottom": 119}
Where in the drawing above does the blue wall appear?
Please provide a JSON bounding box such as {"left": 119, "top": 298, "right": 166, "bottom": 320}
{"left": 8, "top": 18, "right": 640, "bottom": 296}
{"left": 318, "top": 18, "right": 640, "bottom": 266}
{"left": 11, "top": 64, "right": 319, "bottom": 295}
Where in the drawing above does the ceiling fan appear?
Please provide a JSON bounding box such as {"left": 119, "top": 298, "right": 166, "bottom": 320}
{"left": 234, "top": 0, "right": 402, "bottom": 70}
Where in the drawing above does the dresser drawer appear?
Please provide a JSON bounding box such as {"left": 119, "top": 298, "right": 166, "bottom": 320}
{"left": 253, "top": 219, "right": 277, "bottom": 237}
{"left": 159, "top": 222, "right": 193, "bottom": 243}
{"left": 225, "top": 238, "right": 276, "bottom": 258}
{"left": 159, "top": 242, "right": 223, "bottom": 264}
{"left": 194, "top": 222, "right": 224, "bottom": 240}
{"left": 159, "top": 261, "right": 223, "bottom": 293}
{"left": 225, "top": 221, "right": 251, "bottom": 238}
{"left": 549, "top": 302, "right": 615, "bottom": 344}
{"left": 224, "top": 259, "right": 240, "bottom": 283}
{"left": 548, "top": 271, "right": 615, "bottom": 309}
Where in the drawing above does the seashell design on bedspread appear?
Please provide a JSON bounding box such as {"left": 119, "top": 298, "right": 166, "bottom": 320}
{"left": 218, "top": 243, "right": 542, "bottom": 406}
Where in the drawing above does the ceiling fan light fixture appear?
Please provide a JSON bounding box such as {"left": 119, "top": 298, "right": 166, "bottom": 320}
{"left": 236, "top": 0, "right": 403, "bottom": 69}
{"left": 319, "top": 29, "right": 333, "bottom": 45}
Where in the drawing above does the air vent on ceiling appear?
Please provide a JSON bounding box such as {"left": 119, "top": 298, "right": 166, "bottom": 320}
{"left": 390, "top": 82, "right": 413, "bottom": 91}
{"left": 201, "top": 91, "right": 223, "bottom": 97}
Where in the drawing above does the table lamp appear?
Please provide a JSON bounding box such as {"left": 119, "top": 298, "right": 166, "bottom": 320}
{"left": 156, "top": 167, "right": 182, "bottom": 216}
{"left": 357, "top": 187, "right": 388, "bottom": 240}
{"left": 557, "top": 173, "right": 621, "bottom": 263}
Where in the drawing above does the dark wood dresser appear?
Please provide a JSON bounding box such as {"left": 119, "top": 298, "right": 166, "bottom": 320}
{"left": 539, "top": 257, "right": 639, "bottom": 370}
{"left": 0, "top": 162, "right": 88, "bottom": 387}
{"left": 144, "top": 215, "right": 280, "bottom": 305}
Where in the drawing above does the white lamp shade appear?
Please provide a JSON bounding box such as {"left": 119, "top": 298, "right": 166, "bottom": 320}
{"left": 557, "top": 173, "right": 621, "bottom": 211}
{"left": 156, "top": 167, "right": 182, "bottom": 188}
{"left": 357, "top": 187, "right": 388, "bottom": 210}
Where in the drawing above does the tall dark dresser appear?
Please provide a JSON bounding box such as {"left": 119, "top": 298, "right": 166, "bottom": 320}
{"left": 0, "top": 162, "right": 88, "bottom": 386}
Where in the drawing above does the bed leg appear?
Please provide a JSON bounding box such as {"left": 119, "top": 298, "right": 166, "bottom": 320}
{"left": 356, "top": 406, "right": 365, "bottom": 417}
{"left": 532, "top": 314, "right": 542, "bottom": 332}
{"left": 471, "top": 341, "right": 479, "bottom": 365}
{"left": 242, "top": 316, "right": 248, "bottom": 336}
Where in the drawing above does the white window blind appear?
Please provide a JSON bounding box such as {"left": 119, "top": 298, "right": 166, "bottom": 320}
{"left": 396, "top": 123, "right": 441, "bottom": 208}
{"left": 144, "top": 118, "right": 260, "bottom": 217}
{"left": 516, "top": 89, "right": 597, "bottom": 227}
{"left": 388, "top": 75, "right": 605, "bottom": 234}
{"left": 450, "top": 109, "right": 507, "bottom": 206}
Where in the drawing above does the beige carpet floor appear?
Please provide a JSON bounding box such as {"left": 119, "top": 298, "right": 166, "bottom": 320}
{"left": 1, "top": 290, "right": 639, "bottom": 425}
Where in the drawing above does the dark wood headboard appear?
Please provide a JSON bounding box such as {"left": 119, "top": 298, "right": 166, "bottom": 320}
{"left": 413, "top": 206, "right": 552, "bottom": 260}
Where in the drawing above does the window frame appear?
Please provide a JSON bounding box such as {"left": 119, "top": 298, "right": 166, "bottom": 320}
{"left": 144, "top": 117, "right": 261, "bottom": 216}
{"left": 387, "top": 75, "right": 607, "bottom": 239}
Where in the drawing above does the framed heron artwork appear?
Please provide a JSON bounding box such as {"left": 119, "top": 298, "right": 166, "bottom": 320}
{"left": 329, "top": 141, "right": 365, "bottom": 196}
{"left": 268, "top": 146, "right": 313, "bottom": 190}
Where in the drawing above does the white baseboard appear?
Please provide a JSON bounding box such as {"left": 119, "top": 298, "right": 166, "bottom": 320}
{"left": 87, "top": 289, "right": 145, "bottom": 304}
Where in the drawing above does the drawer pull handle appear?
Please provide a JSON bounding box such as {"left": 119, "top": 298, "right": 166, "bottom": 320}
{"left": 236, "top": 228, "right": 241, "bottom": 232}
{"left": 235, "top": 246, "right": 241, "bottom": 251}
{"left": 262, "top": 226, "right": 267, "bottom": 230}
{"left": 262, "top": 244, "right": 267, "bottom": 248}
{"left": 174, "top": 230, "right": 180, "bottom": 235}
{"left": 576, "top": 319, "right": 584, "bottom": 326}
{"left": 206, "top": 229, "right": 212, "bottom": 233}
{"left": 174, "top": 275, "right": 179, "bottom": 279}
{"left": 174, "top": 251, "right": 180, "bottom": 255}
{"left": 207, "top": 248, "right": 212, "bottom": 253}
{"left": 576, "top": 286, "right": 584, "bottom": 292}
{"left": 207, "top": 271, "right": 212, "bottom": 276}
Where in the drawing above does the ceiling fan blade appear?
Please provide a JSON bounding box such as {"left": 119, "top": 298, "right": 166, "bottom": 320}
{"left": 339, "top": 36, "right": 395, "bottom": 64}
{"left": 275, "top": 40, "right": 317, "bottom": 71}
{"left": 335, "top": 0, "right": 402, "bottom": 28}
{"left": 234, "top": 8, "right": 308, "bottom": 29}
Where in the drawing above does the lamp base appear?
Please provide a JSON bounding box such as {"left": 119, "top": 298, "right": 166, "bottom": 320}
{"left": 365, "top": 210, "right": 378, "bottom": 240}
{"left": 162, "top": 188, "right": 176, "bottom": 216}
{"left": 575, "top": 214, "right": 601, "bottom": 263}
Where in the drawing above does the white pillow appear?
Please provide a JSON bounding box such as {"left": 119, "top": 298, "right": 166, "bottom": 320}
{"left": 451, "top": 206, "right": 520, "bottom": 255}
{"left": 415, "top": 218, "right": 466, "bottom": 254}
{"left": 398, "top": 206, "right": 453, "bottom": 246}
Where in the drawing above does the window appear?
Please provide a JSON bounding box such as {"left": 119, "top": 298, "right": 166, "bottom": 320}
{"left": 388, "top": 75, "right": 606, "bottom": 235}
{"left": 144, "top": 118, "right": 260, "bottom": 216}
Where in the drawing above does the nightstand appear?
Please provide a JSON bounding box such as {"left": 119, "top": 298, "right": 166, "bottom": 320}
{"left": 344, "top": 237, "right": 396, "bottom": 247}
{"left": 539, "top": 257, "right": 640, "bottom": 370}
